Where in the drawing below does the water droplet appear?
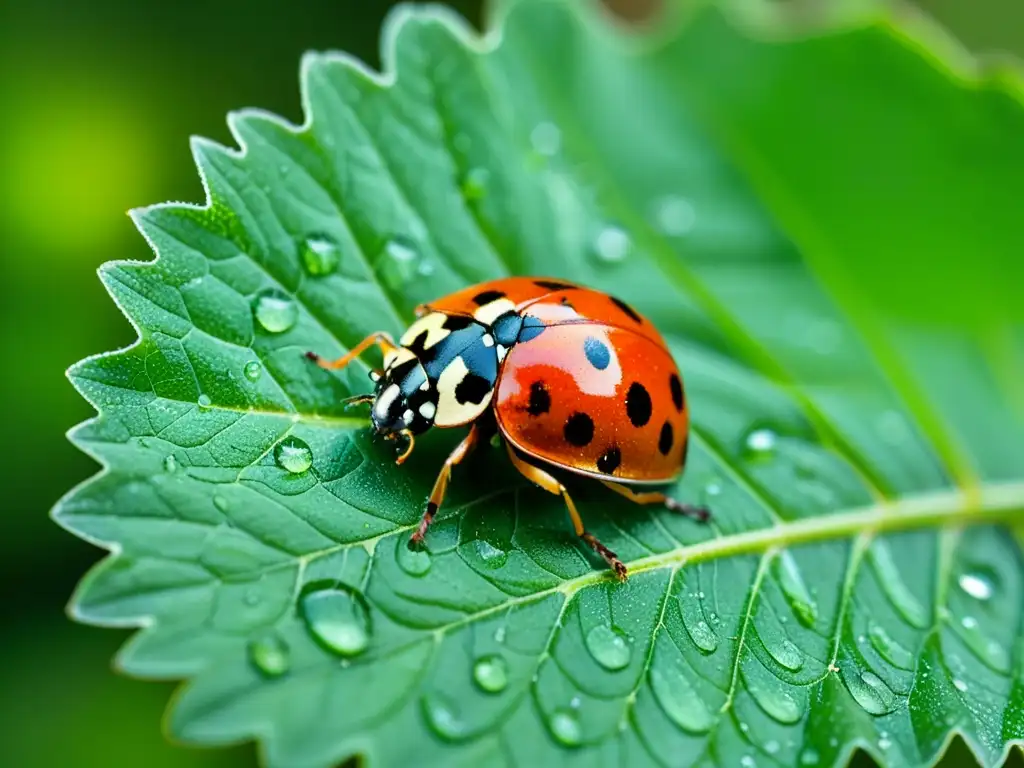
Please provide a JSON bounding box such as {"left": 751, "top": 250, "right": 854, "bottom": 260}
{"left": 870, "top": 541, "right": 928, "bottom": 628}
{"left": 397, "top": 535, "right": 431, "bottom": 576}
{"left": 740, "top": 756, "right": 756, "bottom": 768}
{"left": 953, "top": 678, "right": 968, "bottom": 693}
{"left": 775, "top": 552, "right": 818, "bottom": 627}
{"left": 878, "top": 737, "right": 892, "bottom": 750}
{"left": 416, "top": 259, "right": 435, "bottom": 277}
{"left": 961, "top": 616, "right": 978, "bottom": 629}
{"left": 762, "top": 634, "right": 804, "bottom": 671}
{"left": 867, "top": 623, "right": 914, "bottom": 669}
{"left": 244, "top": 587, "right": 261, "bottom": 606}
{"left": 703, "top": 479, "right": 722, "bottom": 499}
{"left": 197, "top": 393, "right": 212, "bottom": 410}
{"left": 549, "top": 708, "right": 582, "bottom": 746}
{"left": 958, "top": 571, "right": 994, "bottom": 601}
{"left": 652, "top": 195, "right": 696, "bottom": 236}
{"left": 213, "top": 495, "right": 229, "bottom": 512}
{"left": 472, "top": 539, "right": 508, "bottom": 569}
{"left": 649, "top": 664, "right": 714, "bottom": 733}
{"left": 679, "top": 593, "right": 719, "bottom": 653}
{"left": 253, "top": 289, "right": 298, "bottom": 334}
{"left": 379, "top": 237, "right": 423, "bottom": 290}
{"left": 461, "top": 167, "right": 490, "bottom": 201}
{"left": 243, "top": 361, "right": 262, "bottom": 381}
{"left": 299, "top": 584, "right": 371, "bottom": 657}
{"left": 301, "top": 237, "right": 341, "bottom": 276}
{"left": 493, "top": 626, "right": 506, "bottom": 644}
{"left": 423, "top": 692, "right": 468, "bottom": 740}
{"left": 274, "top": 436, "right": 312, "bottom": 474}
{"left": 744, "top": 427, "right": 778, "bottom": 458}
{"left": 530, "top": 122, "right": 561, "bottom": 157}
{"left": 163, "top": 454, "right": 179, "bottom": 473}
{"left": 472, "top": 655, "right": 509, "bottom": 693}
{"left": 765, "top": 740, "right": 780, "bottom": 755}
{"left": 592, "top": 225, "right": 632, "bottom": 263}
{"left": 800, "top": 749, "right": 820, "bottom": 765}
{"left": 248, "top": 632, "right": 289, "bottom": 677}
{"left": 748, "top": 684, "right": 802, "bottom": 724}
{"left": 841, "top": 667, "right": 898, "bottom": 715}
{"left": 585, "top": 625, "right": 631, "bottom": 671}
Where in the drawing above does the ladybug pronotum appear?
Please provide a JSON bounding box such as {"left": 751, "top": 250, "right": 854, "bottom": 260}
{"left": 306, "top": 277, "right": 709, "bottom": 579}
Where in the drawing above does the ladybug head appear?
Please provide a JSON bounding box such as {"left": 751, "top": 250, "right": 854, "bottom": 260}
{"left": 367, "top": 356, "right": 438, "bottom": 446}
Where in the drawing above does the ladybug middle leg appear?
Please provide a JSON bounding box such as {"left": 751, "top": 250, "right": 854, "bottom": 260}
{"left": 409, "top": 422, "right": 484, "bottom": 549}
{"left": 505, "top": 444, "right": 628, "bottom": 581}
{"left": 600, "top": 480, "right": 710, "bottom": 522}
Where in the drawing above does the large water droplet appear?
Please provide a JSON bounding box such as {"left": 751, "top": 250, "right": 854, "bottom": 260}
{"left": 748, "top": 683, "right": 803, "bottom": 724}
{"left": 584, "top": 626, "right": 631, "bottom": 671}
{"left": 592, "top": 225, "right": 632, "bottom": 263}
{"left": 423, "top": 692, "right": 469, "bottom": 740}
{"left": 397, "top": 535, "right": 431, "bottom": 576}
{"left": 841, "top": 667, "right": 898, "bottom": 715}
{"left": 301, "top": 237, "right": 341, "bottom": 276}
{"left": 548, "top": 708, "right": 582, "bottom": 746}
{"left": 775, "top": 552, "right": 818, "bottom": 627}
{"left": 243, "top": 360, "right": 262, "bottom": 381}
{"left": 652, "top": 195, "right": 697, "bottom": 236}
{"left": 252, "top": 289, "right": 298, "bottom": 334}
{"left": 530, "top": 122, "right": 561, "bottom": 157}
{"left": 869, "top": 541, "right": 928, "bottom": 628}
{"left": 958, "top": 570, "right": 994, "bottom": 601}
{"left": 472, "top": 539, "right": 508, "bottom": 569}
{"left": 380, "top": 237, "right": 423, "bottom": 290}
{"left": 248, "top": 632, "right": 289, "bottom": 678}
{"left": 274, "top": 436, "right": 312, "bottom": 474}
{"left": 650, "top": 664, "right": 714, "bottom": 733}
{"left": 299, "top": 584, "right": 371, "bottom": 657}
{"left": 867, "top": 623, "right": 914, "bottom": 669}
{"left": 743, "top": 427, "right": 778, "bottom": 459}
{"left": 472, "top": 655, "right": 509, "bottom": 693}
{"left": 677, "top": 594, "right": 719, "bottom": 655}
{"left": 762, "top": 633, "right": 804, "bottom": 671}
{"left": 461, "top": 167, "right": 490, "bottom": 201}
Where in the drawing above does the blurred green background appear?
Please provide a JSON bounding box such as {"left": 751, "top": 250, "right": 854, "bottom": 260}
{"left": 0, "top": 0, "right": 1020, "bottom": 765}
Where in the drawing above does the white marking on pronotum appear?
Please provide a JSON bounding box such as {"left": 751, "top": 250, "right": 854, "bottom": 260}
{"left": 400, "top": 311, "right": 451, "bottom": 350}
{"left": 419, "top": 401, "right": 436, "bottom": 420}
{"left": 373, "top": 384, "right": 401, "bottom": 421}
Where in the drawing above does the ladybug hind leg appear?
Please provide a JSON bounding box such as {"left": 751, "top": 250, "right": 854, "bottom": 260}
{"left": 505, "top": 444, "right": 628, "bottom": 581}
{"left": 306, "top": 331, "right": 397, "bottom": 371}
{"left": 600, "top": 480, "right": 710, "bottom": 522}
{"left": 409, "top": 422, "right": 484, "bottom": 548}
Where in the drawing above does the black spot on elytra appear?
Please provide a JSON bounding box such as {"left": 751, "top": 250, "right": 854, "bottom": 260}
{"left": 611, "top": 296, "right": 642, "bottom": 324}
{"left": 473, "top": 289, "right": 506, "bottom": 306}
{"left": 527, "top": 381, "right": 550, "bottom": 416}
{"left": 442, "top": 314, "right": 474, "bottom": 331}
{"left": 563, "top": 412, "right": 595, "bottom": 446}
{"left": 626, "top": 382, "right": 652, "bottom": 427}
{"left": 597, "top": 446, "right": 621, "bottom": 474}
{"left": 583, "top": 336, "right": 611, "bottom": 370}
{"left": 658, "top": 421, "right": 674, "bottom": 455}
{"left": 518, "top": 314, "right": 546, "bottom": 343}
{"left": 669, "top": 373, "right": 684, "bottom": 412}
{"left": 454, "top": 373, "right": 491, "bottom": 405}
{"left": 534, "top": 279, "right": 575, "bottom": 291}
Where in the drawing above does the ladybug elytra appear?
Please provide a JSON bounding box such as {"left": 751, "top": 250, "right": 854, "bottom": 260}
{"left": 306, "top": 277, "right": 709, "bottom": 580}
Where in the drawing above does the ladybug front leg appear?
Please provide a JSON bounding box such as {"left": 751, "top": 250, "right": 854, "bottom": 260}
{"left": 305, "top": 332, "right": 397, "bottom": 371}
{"left": 600, "top": 480, "right": 711, "bottom": 522}
{"left": 409, "top": 422, "right": 483, "bottom": 549}
{"left": 505, "top": 444, "right": 628, "bottom": 581}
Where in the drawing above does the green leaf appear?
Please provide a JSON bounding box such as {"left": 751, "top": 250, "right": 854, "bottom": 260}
{"left": 54, "top": 1, "right": 1024, "bottom": 766}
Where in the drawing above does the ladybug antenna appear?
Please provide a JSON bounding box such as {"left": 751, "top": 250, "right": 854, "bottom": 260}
{"left": 341, "top": 394, "right": 374, "bottom": 410}
{"left": 394, "top": 429, "right": 415, "bottom": 465}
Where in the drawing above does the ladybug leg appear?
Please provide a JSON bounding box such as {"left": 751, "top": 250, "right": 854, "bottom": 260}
{"left": 409, "top": 423, "right": 483, "bottom": 549}
{"left": 305, "top": 332, "right": 396, "bottom": 371}
{"left": 600, "top": 480, "right": 710, "bottom": 522}
{"left": 505, "top": 445, "right": 628, "bottom": 581}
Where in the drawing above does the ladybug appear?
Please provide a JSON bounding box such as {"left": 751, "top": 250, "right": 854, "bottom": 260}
{"left": 305, "top": 277, "right": 709, "bottom": 579}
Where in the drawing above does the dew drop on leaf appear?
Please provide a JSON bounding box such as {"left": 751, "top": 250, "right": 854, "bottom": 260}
{"left": 472, "top": 539, "right": 508, "bottom": 568}
{"left": 748, "top": 684, "right": 803, "bottom": 725}
{"left": 592, "top": 225, "right": 632, "bottom": 263}
{"left": 252, "top": 289, "right": 298, "bottom": 334}
{"left": 953, "top": 678, "right": 968, "bottom": 692}
{"left": 248, "top": 632, "right": 289, "bottom": 678}
{"left": 841, "top": 666, "right": 898, "bottom": 715}
{"left": 299, "top": 584, "right": 371, "bottom": 658}
{"left": 379, "top": 237, "right": 422, "bottom": 290}
{"left": 958, "top": 570, "right": 994, "bottom": 601}
{"left": 548, "top": 708, "right": 582, "bottom": 746}
{"left": 530, "top": 122, "right": 561, "bottom": 156}
{"left": 423, "top": 691, "right": 468, "bottom": 740}
{"left": 472, "top": 655, "right": 509, "bottom": 693}
{"left": 800, "top": 749, "right": 820, "bottom": 765}
{"left": 163, "top": 454, "right": 179, "bottom": 473}
{"left": 584, "top": 625, "right": 631, "bottom": 671}
{"left": 743, "top": 427, "right": 778, "bottom": 458}
{"left": 213, "top": 495, "right": 229, "bottom": 513}
{"left": 397, "top": 537, "right": 431, "bottom": 576}
{"left": 740, "top": 756, "right": 756, "bottom": 768}
{"left": 652, "top": 195, "right": 696, "bottom": 236}
{"left": 301, "top": 236, "right": 341, "bottom": 276}
{"left": 274, "top": 436, "right": 312, "bottom": 474}
{"left": 649, "top": 664, "right": 714, "bottom": 733}
{"left": 461, "top": 167, "right": 490, "bottom": 201}
{"left": 774, "top": 551, "right": 818, "bottom": 627}
{"left": 197, "top": 393, "right": 212, "bottom": 410}
{"left": 867, "top": 623, "right": 914, "bottom": 669}
{"left": 765, "top": 740, "right": 780, "bottom": 755}
{"left": 762, "top": 634, "right": 804, "bottom": 672}
{"left": 243, "top": 360, "right": 262, "bottom": 381}
{"left": 493, "top": 626, "right": 506, "bottom": 644}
